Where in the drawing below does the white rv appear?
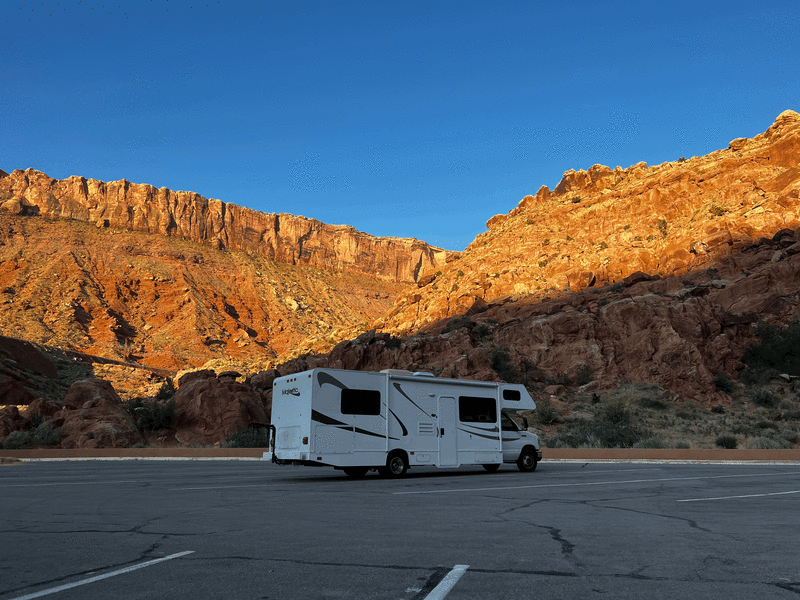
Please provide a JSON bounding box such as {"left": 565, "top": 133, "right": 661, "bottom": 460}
{"left": 269, "top": 368, "right": 542, "bottom": 477}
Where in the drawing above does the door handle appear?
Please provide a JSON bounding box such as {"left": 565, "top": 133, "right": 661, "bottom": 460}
{"left": 440, "top": 428, "right": 444, "bottom": 436}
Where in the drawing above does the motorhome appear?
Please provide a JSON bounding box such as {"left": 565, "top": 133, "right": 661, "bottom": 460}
{"left": 269, "top": 368, "right": 542, "bottom": 477}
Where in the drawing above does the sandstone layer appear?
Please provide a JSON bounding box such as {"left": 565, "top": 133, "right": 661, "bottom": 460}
{"left": 0, "top": 169, "right": 449, "bottom": 284}
{"left": 379, "top": 110, "right": 800, "bottom": 334}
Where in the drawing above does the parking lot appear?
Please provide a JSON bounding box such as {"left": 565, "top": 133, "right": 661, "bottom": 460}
{"left": 2, "top": 459, "right": 799, "bottom": 599}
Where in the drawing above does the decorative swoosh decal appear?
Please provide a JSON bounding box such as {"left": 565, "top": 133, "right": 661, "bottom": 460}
{"left": 317, "top": 372, "right": 348, "bottom": 390}
{"left": 311, "top": 410, "right": 395, "bottom": 440}
{"left": 393, "top": 382, "right": 433, "bottom": 418}
{"left": 388, "top": 409, "right": 408, "bottom": 436}
{"left": 461, "top": 424, "right": 499, "bottom": 433}
{"left": 457, "top": 426, "right": 501, "bottom": 441}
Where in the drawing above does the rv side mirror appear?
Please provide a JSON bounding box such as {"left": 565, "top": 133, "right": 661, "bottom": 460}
{"left": 522, "top": 417, "right": 529, "bottom": 431}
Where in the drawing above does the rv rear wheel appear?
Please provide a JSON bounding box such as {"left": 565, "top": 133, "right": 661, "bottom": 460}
{"left": 483, "top": 463, "right": 501, "bottom": 473}
{"left": 517, "top": 448, "right": 538, "bottom": 472}
{"left": 381, "top": 452, "right": 408, "bottom": 478}
{"left": 342, "top": 467, "right": 368, "bottom": 478}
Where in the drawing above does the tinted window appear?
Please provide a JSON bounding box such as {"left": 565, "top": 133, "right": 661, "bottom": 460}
{"left": 503, "top": 389, "right": 521, "bottom": 401}
{"left": 458, "top": 396, "right": 497, "bottom": 423}
{"left": 341, "top": 389, "right": 381, "bottom": 415}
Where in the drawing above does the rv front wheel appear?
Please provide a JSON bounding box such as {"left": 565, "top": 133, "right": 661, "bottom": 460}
{"left": 382, "top": 452, "right": 408, "bottom": 477}
{"left": 517, "top": 448, "right": 538, "bottom": 472}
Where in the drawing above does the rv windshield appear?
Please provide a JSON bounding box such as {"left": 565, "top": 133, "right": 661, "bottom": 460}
{"left": 501, "top": 413, "right": 520, "bottom": 432}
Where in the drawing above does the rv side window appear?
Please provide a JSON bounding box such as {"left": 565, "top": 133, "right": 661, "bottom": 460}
{"left": 503, "top": 389, "right": 521, "bottom": 401}
{"left": 458, "top": 396, "right": 497, "bottom": 423}
{"left": 341, "top": 389, "right": 381, "bottom": 416}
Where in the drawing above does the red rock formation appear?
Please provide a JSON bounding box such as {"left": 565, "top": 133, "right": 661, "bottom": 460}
{"left": 172, "top": 370, "right": 268, "bottom": 446}
{"left": 56, "top": 379, "right": 143, "bottom": 448}
{"left": 0, "top": 169, "right": 448, "bottom": 284}
{"left": 379, "top": 110, "right": 800, "bottom": 334}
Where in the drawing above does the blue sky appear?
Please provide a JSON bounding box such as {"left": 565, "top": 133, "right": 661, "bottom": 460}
{"left": 2, "top": 1, "right": 799, "bottom": 251}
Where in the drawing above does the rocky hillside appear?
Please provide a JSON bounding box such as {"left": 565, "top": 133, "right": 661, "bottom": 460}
{"left": 0, "top": 168, "right": 449, "bottom": 284}
{"left": 378, "top": 110, "right": 800, "bottom": 334}
{"left": 0, "top": 213, "right": 405, "bottom": 369}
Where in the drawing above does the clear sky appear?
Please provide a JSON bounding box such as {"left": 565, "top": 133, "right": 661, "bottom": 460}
{"left": 2, "top": 1, "right": 799, "bottom": 251}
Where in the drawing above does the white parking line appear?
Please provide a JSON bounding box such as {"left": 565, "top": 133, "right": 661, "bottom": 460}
{"left": 425, "top": 565, "right": 469, "bottom": 600}
{"left": 1, "top": 480, "right": 141, "bottom": 488}
{"left": 7, "top": 551, "right": 194, "bottom": 600}
{"left": 678, "top": 489, "right": 800, "bottom": 502}
{"left": 170, "top": 484, "right": 269, "bottom": 491}
{"left": 393, "top": 471, "right": 800, "bottom": 495}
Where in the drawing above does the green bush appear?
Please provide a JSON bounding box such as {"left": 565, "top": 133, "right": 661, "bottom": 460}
{"left": 740, "top": 320, "right": 800, "bottom": 384}
{"left": 638, "top": 396, "right": 668, "bottom": 410}
{"left": 715, "top": 435, "right": 737, "bottom": 449}
{"left": 711, "top": 405, "right": 725, "bottom": 414}
{"left": 751, "top": 389, "right": 779, "bottom": 407}
{"left": 658, "top": 218, "right": 668, "bottom": 238}
{"left": 385, "top": 336, "right": 402, "bottom": 349}
{"left": 124, "top": 398, "right": 175, "bottom": 432}
{"left": 222, "top": 426, "right": 271, "bottom": 448}
{"left": 442, "top": 316, "right": 472, "bottom": 334}
{"left": 535, "top": 398, "right": 561, "bottom": 425}
{"left": 545, "top": 417, "right": 646, "bottom": 449}
{"left": 714, "top": 372, "right": 736, "bottom": 394}
{"left": 601, "top": 403, "right": 631, "bottom": 425}
{"left": 675, "top": 440, "right": 691, "bottom": 449}
{"left": 473, "top": 324, "right": 490, "bottom": 338}
{"left": 576, "top": 365, "right": 591, "bottom": 386}
{"left": 632, "top": 436, "right": 668, "bottom": 449}
{"left": 598, "top": 241, "right": 608, "bottom": 250}
{"left": 1, "top": 421, "right": 62, "bottom": 449}
{"left": 490, "top": 346, "right": 519, "bottom": 383}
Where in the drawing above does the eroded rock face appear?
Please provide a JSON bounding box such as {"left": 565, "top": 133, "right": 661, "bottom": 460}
{"left": 56, "top": 379, "right": 143, "bottom": 448}
{"left": 276, "top": 226, "right": 800, "bottom": 404}
{"left": 173, "top": 371, "right": 268, "bottom": 446}
{"left": 0, "top": 170, "right": 449, "bottom": 284}
{"left": 381, "top": 110, "right": 800, "bottom": 334}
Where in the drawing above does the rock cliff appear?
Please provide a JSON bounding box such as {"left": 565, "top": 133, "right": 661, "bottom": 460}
{"left": 378, "top": 110, "right": 800, "bottom": 333}
{"left": 0, "top": 169, "right": 448, "bottom": 284}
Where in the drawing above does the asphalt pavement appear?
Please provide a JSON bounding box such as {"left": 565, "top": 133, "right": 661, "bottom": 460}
{"left": 1, "top": 460, "right": 799, "bottom": 599}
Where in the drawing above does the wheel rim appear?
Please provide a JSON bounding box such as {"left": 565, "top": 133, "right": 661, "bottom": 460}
{"left": 522, "top": 453, "right": 535, "bottom": 468}
{"left": 389, "top": 457, "right": 404, "bottom": 474}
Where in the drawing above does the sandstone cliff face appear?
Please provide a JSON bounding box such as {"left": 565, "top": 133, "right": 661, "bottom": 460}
{"left": 0, "top": 214, "right": 404, "bottom": 369}
{"left": 0, "top": 170, "right": 448, "bottom": 284}
{"left": 275, "top": 226, "right": 800, "bottom": 404}
{"left": 379, "top": 110, "right": 800, "bottom": 333}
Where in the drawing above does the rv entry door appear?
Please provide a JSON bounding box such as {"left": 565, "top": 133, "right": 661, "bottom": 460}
{"left": 438, "top": 396, "right": 457, "bottom": 466}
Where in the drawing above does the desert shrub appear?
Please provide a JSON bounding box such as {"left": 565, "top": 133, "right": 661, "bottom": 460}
{"left": 559, "top": 371, "right": 570, "bottom": 385}
{"left": 601, "top": 403, "right": 631, "bottom": 424}
{"left": 576, "top": 365, "right": 591, "bottom": 386}
{"left": 490, "top": 346, "right": 519, "bottom": 383}
{"left": 710, "top": 405, "right": 725, "bottom": 414}
{"left": 732, "top": 423, "right": 757, "bottom": 436}
{"left": 675, "top": 440, "right": 691, "bottom": 449}
{"left": 385, "top": 336, "right": 402, "bottom": 349}
{"left": 782, "top": 410, "right": 800, "bottom": 421}
{"left": 638, "top": 396, "right": 668, "bottom": 410}
{"left": 740, "top": 320, "right": 800, "bottom": 384}
{"left": 784, "top": 431, "right": 800, "bottom": 445}
{"left": 537, "top": 259, "right": 548, "bottom": 268}
{"left": 714, "top": 372, "right": 736, "bottom": 394}
{"left": 598, "top": 241, "right": 608, "bottom": 250}
{"left": 542, "top": 238, "right": 550, "bottom": 246}
{"left": 632, "top": 436, "right": 668, "bottom": 449}
{"left": 545, "top": 417, "right": 646, "bottom": 449}
{"left": 572, "top": 197, "right": 582, "bottom": 204}
{"left": 30, "top": 413, "right": 44, "bottom": 428}
{"left": 746, "top": 436, "right": 782, "bottom": 449}
{"left": 755, "top": 420, "right": 779, "bottom": 430}
{"left": 1, "top": 421, "right": 61, "bottom": 449}
{"left": 535, "top": 398, "right": 561, "bottom": 425}
{"left": 715, "top": 435, "right": 738, "bottom": 449}
{"left": 222, "top": 426, "right": 271, "bottom": 448}
{"left": 709, "top": 204, "right": 727, "bottom": 217}
{"left": 751, "top": 389, "right": 779, "bottom": 407}
{"left": 676, "top": 409, "right": 697, "bottom": 420}
{"left": 125, "top": 398, "right": 175, "bottom": 432}
{"left": 658, "top": 218, "right": 668, "bottom": 238}
{"left": 157, "top": 380, "right": 175, "bottom": 400}
{"left": 473, "top": 324, "right": 490, "bottom": 338}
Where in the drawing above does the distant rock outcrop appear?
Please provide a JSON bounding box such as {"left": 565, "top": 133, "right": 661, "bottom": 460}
{"left": 0, "top": 169, "right": 448, "bottom": 284}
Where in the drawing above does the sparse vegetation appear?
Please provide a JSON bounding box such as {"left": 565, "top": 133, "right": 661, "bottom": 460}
{"left": 598, "top": 241, "right": 608, "bottom": 250}
{"left": 714, "top": 372, "right": 736, "bottom": 394}
{"left": 751, "top": 388, "right": 779, "bottom": 407}
{"left": 1, "top": 421, "right": 62, "bottom": 449}
{"left": 124, "top": 398, "right": 175, "bottom": 432}
{"left": 473, "top": 324, "right": 490, "bottom": 338}
{"left": 715, "top": 435, "right": 737, "bottom": 449}
{"left": 535, "top": 398, "right": 561, "bottom": 425}
{"left": 658, "top": 218, "right": 668, "bottom": 238}
{"left": 538, "top": 259, "right": 548, "bottom": 268}
{"left": 576, "top": 364, "right": 591, "bottom": 386}
{"left": 489, "top": 346, "right": 519, "bottom": 383}
{"left": 442, "top": 316, "right": 472, "bottom": 334}
{"left": 740, "top": 320, "right": 800, "bottom": 384}
{"left": 222, "top": 426, "right": 271, "bottom": 448}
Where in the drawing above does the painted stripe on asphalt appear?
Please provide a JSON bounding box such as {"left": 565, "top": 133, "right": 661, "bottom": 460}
{"left": 424, "top": 565, "right": 469, "bottom": 600}
{"left": 169, "top": 484, "right": 269, "bottom": 491}
{"left": 678, "top": 489, "right": 800, "bottom": 502}
{"left": 2, "top": 480, "right": 141, "bottom": 488}
{"left": 393, "top": 471, "right": 800, "bottom": 495}
{"left": 7, "top": 551, "right": 194, "bottom": 600}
